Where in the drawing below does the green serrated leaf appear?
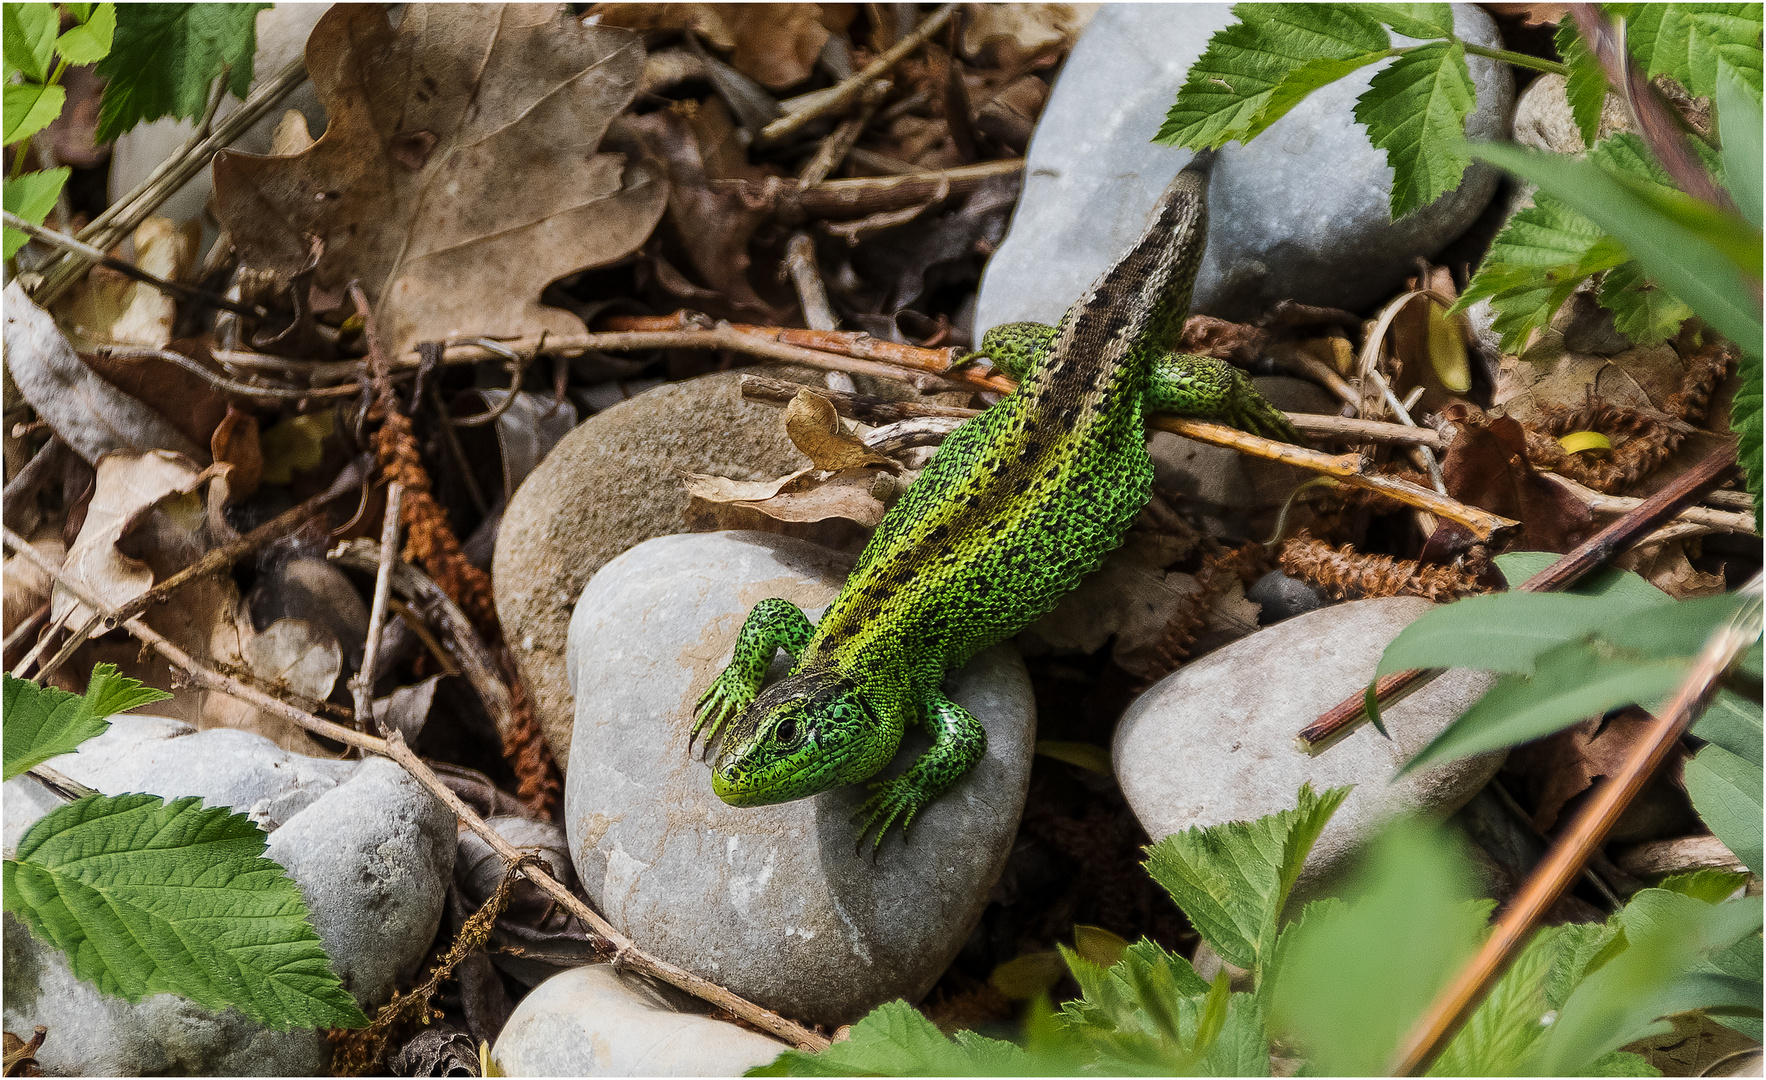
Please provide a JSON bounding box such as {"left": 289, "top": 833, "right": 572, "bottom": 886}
{"left": 1453, "top": 194, "right": 1616, "bottom": 353}
{"left": 3, "top": 81, "right": 65, "bottom": 146}
{"left": 3, "top": 2, "right": 57, "bottom": 82}
{"left": 1684, "top": 742, "right": 1764, "bottom": 875}
{"left": 1717, "top": 64, "right": 1763, "bottom": 228}
{"left": 1156, "top": 3, "right": 1391, "bottom": 150}
{"left": 1402, "top": 642, "right": 1691, "bottom": 775}
{"left": 1472, "top": 140, "right": 1763, "bottom": 359}
{"left": 1556, "top": 16, "right": 1611, "bottom": 150}
{"left": 1266, "top": 820, "right": 1486, "bottom": 1077}
{"left": 94, "top": 3, "right": 268, "bottom": 144}
{"left": 3, "top": 165, "right": 67, "bottom": 258}
{"left": 3, "top": 792, "right": 368, "bottom": 1030}
{"left": 1599, "top": 260, "right": 1696, "bottom": 345}
{"left": 1355, "top": 40, "right": 1477, "bottom": 218}
{"left": 53, "top": 0, "right": 113, "bottom": 65}
{"left": 1660, "top": 869, "right": 1752, "bottom": 903}
{"left": 1624, "top": 2, "right": 1763, "bottom": 100}
{"left": 746, "top": 999, "right": 1031, "bottom": 1076}
{"left": 1533, "top": 890, "right": 1764, "bottom": 1073}
{"left": 1246, "top": 51, "right": 1393, "bottom": 142}
{"left": 1364, "top": 3, "right": 1457, "bottom": 39}
{"left": 1427, "top": 926, "right": 1562, "bottom": 1076}
{"left": 1143, "top": 782, "right": 1350, "bottom": 972}
{"left": 1733, "top": 358, "right": 1762, "bottom": 531}
{"left": 3, "top": 664, "right": 171, "bottom": 780}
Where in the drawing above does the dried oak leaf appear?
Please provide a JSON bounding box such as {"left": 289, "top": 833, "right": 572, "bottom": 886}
{"left": 1439, "top": 408, "right": 1592, "bottom": 552}
{"left": 591, "top": 3, "right": 828, "bottom": 89}
{"left": 784, "top": 390, "right": 900, "bottom": 473}
{"left": 212, "top": 4, "right": 668, "bottom": 356}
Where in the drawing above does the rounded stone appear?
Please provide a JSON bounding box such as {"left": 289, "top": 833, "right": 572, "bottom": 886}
{"left": 493, "top": 371, "right": 813, "bottom": 770}
{"left": 1114, "top": 597, "right": 1504, "bottom": 890}
{"left": 564, "top": 531, "right": 1035, "bottom": 1028}
{"left": 974, "top": 3, "right": 1514, "bottom": 330}
{"left": 3, "top": 716, "right": 455, "bottom": 1076}
{"left": 491, "top": 964, "right": 788, "bottom": 1077}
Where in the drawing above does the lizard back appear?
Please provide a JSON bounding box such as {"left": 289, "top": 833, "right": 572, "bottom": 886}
{"left": 803, "top": 155, "right": 1215, "bottom": 687}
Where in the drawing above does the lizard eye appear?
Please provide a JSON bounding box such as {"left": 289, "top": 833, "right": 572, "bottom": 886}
{"left": 776, "top": 716, "right": 799, "bottom": 744}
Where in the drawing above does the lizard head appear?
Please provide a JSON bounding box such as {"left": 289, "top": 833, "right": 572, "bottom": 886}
{"left": 710, "top": 672, "right": 888, "bottom": 807}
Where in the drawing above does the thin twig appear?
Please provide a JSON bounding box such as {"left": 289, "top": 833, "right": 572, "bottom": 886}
{"left": 3, "top": 601, "right": 51, "bottom": 656}
{"left": 29, "top": 58, "right": 310, "bottom": 307}
{"left": 760, "top": 4, "right": 956, "bottom": 144}
{"left": 94, "top": 345, "right": 357, "bottom": 400}
{"left": 3, "top": 212, "right": 266, "bottom": 318}
{"left": 0, "top": 526, "right": 828, "bottom": 1052}
{"left": 1388, "top": 575, "right": 1762, "bottom": 1075}
{"left": 1544, "top": 472, "right": 1755, "bottom": 533}
{"left": 352, "top": 483, "right": 404, "bottom": 731}
{"left": 1298, "top": 444, "right": 1741, "bottom": 753}
{"left": 796, "top": 79, "right": 892, "bottom": 187}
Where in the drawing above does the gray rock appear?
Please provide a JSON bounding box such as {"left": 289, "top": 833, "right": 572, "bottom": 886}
{"left": 493, "top": 370, "right": 814, "bottom": 771}
{"left": 1246, "top": 569, "right": 1333, "bottom": 624}
{"left": 974, "top": 4, "right": 1514, "bottom": 330}
{"left": 1512, "top": 72, "right": 1631, "bottom": 156}
{"left": 1114, "top": 597, "right": 1504, "bottom": 892}
{"left": 491, "top": 965, "right": 788, "bottom": 1077}
{"left": 564, "top": 531, "right": 1035, "bottom": 1028}
{"left": 4, "top": 717, "right": 455, "bottom": 1076}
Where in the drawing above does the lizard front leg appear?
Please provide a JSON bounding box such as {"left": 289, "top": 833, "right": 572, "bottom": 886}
{"left": 853, "top": 688, "right": 987, "bottom": 852}
{"left": 693, "top": 598, "right": 815, "bottom": 748}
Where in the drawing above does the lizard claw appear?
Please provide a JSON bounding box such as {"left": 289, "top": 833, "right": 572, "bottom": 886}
{"left": 852, "top": 777, "right": 927, "bottom": 855}
{"left": 691, "top": 673, "right": 751, "bottom": 751}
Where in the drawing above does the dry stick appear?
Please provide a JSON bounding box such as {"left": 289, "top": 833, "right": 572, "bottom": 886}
{"left": 3, "top": 602, "right": 51, "bottom": 656}
{"left": 30, "top": 57, "right": 310, "bottom": 307}
{"left": 1388, "top": 576, "right": 1763, "bottom": 1076}
{"left": 760, "top": 3, "right": 957, "bottom": 144}
{"left": 739, "top": 372, "right": 1445, "bottom": 446}
{"left": 9, "top": 605, "right": 76, "bottom": 680}
{"left": 2, "top": 212, "right": 266, "bottom": 318}
{"left": 796, "top": 79, "right": 892, "bottom": 187}
{"left": 790, "top": 158, "right": 1023, "bottom": 217}
{"left": 328, "top": 539, "right": 513, "bottom": 751}
{"left": 0, "top": 527, "right": 830, "bottom": 1053}
{"left": 783, "top": 233, "right": 855, "bottom": 394}
{"left": 1297, "top": 444, "right": 1741, "bottom": 754}
{"left": 1544, "top": 472, "right": 1755, "bottom": 534}
{"left": 351, "top": 483, "right": 404, "bottom": 730}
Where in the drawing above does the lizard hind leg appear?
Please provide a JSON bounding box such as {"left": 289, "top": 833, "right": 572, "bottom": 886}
{"left": 853, "top": 688, "right": 987, "bottom": 854}
{"left": 693, "top": 598, "right": 816, "bottom": 750}
{"left": 1145, "top": 352, "right": 1308, "bottom": 446}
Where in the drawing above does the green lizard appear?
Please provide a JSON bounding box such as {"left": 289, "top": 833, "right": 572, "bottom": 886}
{"left": 693, "top": 151, "right": 1302, "bottom": 850}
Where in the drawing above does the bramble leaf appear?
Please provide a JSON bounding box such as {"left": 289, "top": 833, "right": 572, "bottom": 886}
{"left": 3, "top": 792, "right": 368, "bottom": 1030}
{"left": 1142, "top": 783, "right": 1350, "bottom": 972}
{"left": 94, "top": 3, "right": 268, "bottom": 143}
{"left": 1555, "top": 16, "right": 1610, "bottom": 149}
{"left": 1363, "top": 3, "right": 1456, "bottom": 39}
{"left": 1599, "top": 259, "right": 1695, "bottom": 344}
{"left": 3, "top": 1, "right": 57, "bottom": 82}
{"left": 2, "top": 166, "right": 68, "bottom": 258}
{"left": 4, "top": 664, "right": 171, "bottom": 780}
{"left": 1156, "top": 4, "right": 1390, "bottom": 150}
{"left": 1355, "top": 40, "right": 1477, "bottom": 217}
{"left": 1621, "top": 2, "right": 1763, "bottom": 98}
{"left": 54, "top": 1, "right": 115, "bottom": 65}
{"left": 747, "top": 999, "right": 1030, "bottom": 1076}
{"left": 3, "top": 81, "right": 65, "bottom": 146}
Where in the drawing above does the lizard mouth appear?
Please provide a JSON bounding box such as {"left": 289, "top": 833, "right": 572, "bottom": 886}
{"left": 711, "top": 764, "right": 787, "bottom": 807}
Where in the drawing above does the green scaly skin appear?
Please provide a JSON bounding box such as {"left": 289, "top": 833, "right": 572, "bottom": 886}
{"left": 694, "top": 152, "right": 1303, "bottom": 851}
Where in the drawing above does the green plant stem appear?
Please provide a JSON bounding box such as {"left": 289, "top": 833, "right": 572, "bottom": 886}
{"left": 1456, "top": 41, "right": 1570, "bottom": 76}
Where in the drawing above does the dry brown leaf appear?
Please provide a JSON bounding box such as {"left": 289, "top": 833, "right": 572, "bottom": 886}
{"left": 960, "top": 3, "right": 1098, "bottom": 64}
{"left": 4, "top": 280, "right": 205, "bottom": 464}
{"left": 212, "top": 4, "right": 668, "bottom": 355}
{"left": 627, "top": 102, "right": 780, "bottom": 321}
{"left": 1493, "top": 342, "right": 1686, "bottom": 424}
{"left": 592, "top": 3, "right": 828, "bottom": 89}
{"left": 79, "top": 340, "right": 235, "bottom": 455}
{"left": 209, "top": 406, "right": 263, "bottom": 501}
{"left": 683, "top": 465, "right": 888, "bottom": 527}
{"left": 1506, "top": 712, "right": 1665, "bottom": 831}
{"left": 784, "top": 390, "right": 900, "bottom": 472}
{"left": 52, "top": 450, "right": 209, "bottom": 625}
{"left": 235, "top": 618, "right": 343, "bottom": 712}
{"left": 4, "top": 537, "right": 66, "bottom": 633}
{"left": 1615, "top": 537, "right": 1729, "bottom": 600}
